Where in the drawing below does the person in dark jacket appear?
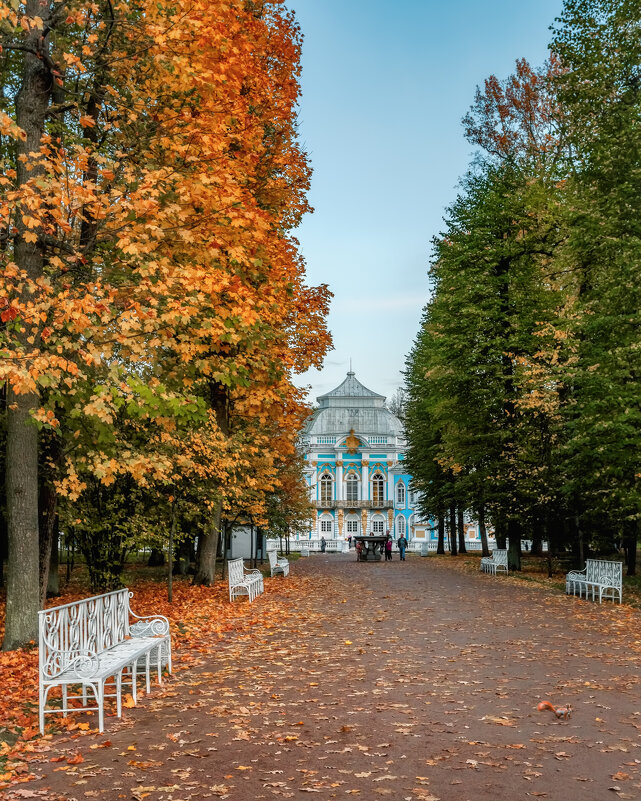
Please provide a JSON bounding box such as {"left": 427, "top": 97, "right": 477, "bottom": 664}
{"left": 397, "top": 535, "right": 408, "bottom": 560}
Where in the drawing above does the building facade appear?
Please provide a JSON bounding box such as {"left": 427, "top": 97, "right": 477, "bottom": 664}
{"left": 299, "top": 371, "right": 428, "bottom": 541}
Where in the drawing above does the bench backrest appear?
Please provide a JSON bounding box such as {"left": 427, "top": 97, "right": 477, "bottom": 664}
{"left": 268, "top": 550, "right": 277, "bottom": 569}
{"left": 228, "top": 558, "right": 246, "bottom": 586}
{"left": 586, "top": 558, "right": 622, "bottom": 587}
{"left": 39, "top": 588, "right": 131, "bottom": 680}
{"left": 493, "top": 549, "right": 508, "bottom": 565}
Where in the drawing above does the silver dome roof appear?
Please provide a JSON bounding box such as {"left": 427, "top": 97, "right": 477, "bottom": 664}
{"left": 305, "top": 372, "right": 404, "bottom": 438}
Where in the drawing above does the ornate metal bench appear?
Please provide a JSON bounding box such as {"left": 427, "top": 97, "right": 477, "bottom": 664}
{"left": 228, "top": 557, "right": 264, "bottom": 602}
{"left": 480, "top": 548, "right": 508, "bottom": 575}
{"left": 38, "top": 589, "right": 172, "bottom": 734}
{"left": 566, "top": 558, "right": 622, "bottom": 603}
{"left": 268, "top": 549, "right": 290, "bottom": 577}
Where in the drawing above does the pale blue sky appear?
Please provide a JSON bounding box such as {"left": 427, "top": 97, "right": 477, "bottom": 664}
{"left": 288, "top": 0, "right": 565, "bottom": 403}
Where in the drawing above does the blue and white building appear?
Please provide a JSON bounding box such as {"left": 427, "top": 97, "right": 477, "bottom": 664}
{"left": 299, "top": 371, "right": 430, "bottom": 543}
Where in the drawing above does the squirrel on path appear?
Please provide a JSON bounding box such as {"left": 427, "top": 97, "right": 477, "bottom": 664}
{"left": 537, "top": 701, "right": 572, "bottom": 719}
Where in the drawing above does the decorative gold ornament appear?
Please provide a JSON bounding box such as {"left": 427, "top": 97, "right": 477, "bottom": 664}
{"left": 345, "top": 428, "right": 361, "bottom": 454}
{"left": 336, "top": 460, "right": 343, "bottom": 467}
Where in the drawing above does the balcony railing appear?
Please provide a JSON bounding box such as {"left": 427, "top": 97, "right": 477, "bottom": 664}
{"left": 314, "top": 500, "right": 394, "bottom": 510}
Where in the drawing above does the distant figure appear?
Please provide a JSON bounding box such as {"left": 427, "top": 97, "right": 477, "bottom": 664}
{"left": 355, "top": 540, "right": 363, "bottom": 561}
{"left": 320, "top": 536, "right": 327, "bottom": 553}
{"left": 348, "top": 536, "right": 352, "bottom": 548}
{"left": 397, "top": 535, "right": 408, "bottom": 561}
{"left": 385, "top": 536, "right": 393, "bottom": 561}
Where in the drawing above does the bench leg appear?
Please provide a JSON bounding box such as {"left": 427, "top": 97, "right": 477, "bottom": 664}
{"left": 145, "top": 651, "right": 151, "bottom": 694}
{"left": 39, "top": 684, "right": 47, "bottom": 735}
{"left": 97, "top": 682, "right": 105, "bottom": 733}
{"left": 131, "top": 659, "right": 138, "bottom": 704}
{"left": 156, "top": 644, "right": 162, "bottom": 684}
{"left": 116, "top": 672, "right": 123, "bottom": 718}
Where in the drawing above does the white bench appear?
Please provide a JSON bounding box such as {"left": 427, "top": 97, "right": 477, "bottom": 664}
{"left": 480, "top": 548, "right": 508, "bottom": 575}
{"left": 268, "top": 549, "right": 290, "bottom": 577}
{"left": 228, "top": 557, "right": 264, "bottom": 602}
{"left": 566, "top": 559, "right": 622, "bottom": 603}
{"left": 39, "top": 589, "right": 171, "bottom": 734}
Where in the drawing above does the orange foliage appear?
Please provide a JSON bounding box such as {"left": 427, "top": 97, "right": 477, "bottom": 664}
{"left": 0, "top": 570, "right": 304, "bottom": 790}
{"left": 1, "top": 0, "right": 331, "bottom": 488}
{"left": 462, "top": 57, "right": 565, "bottom": 163}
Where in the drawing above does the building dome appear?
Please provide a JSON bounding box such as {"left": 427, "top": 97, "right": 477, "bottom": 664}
{"left": 304, "top": 371, "right": 404, "bottom": 439}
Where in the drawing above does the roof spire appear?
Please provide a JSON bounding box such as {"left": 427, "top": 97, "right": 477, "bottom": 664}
{"left": 348, "top": 357, "right": 354, "bottom": 377}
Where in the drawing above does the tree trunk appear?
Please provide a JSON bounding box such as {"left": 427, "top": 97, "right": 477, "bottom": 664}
{"left": 148, "top": 548, "right": 165, "bottom": 567}
{"left": 448, "top": 504, "right": 457, "bottom": 556}
{"left": 4, "top": 388, "right": 40, "bottom": 650}
{"left": 437, "top": 513, "right": 445, "bottom": 554}
{"left": 531, "top": 515, "right": 543, "bottom": 556}
{"left": 507, "top": 519, "right": 521, "bottom": 571}
{"left": 494, "top": 517, "right": 507, "bottom": 549}
{"left": 194, "top": 381, "right": 228, "bottom": 584}
{"left": 193, "top": 509, "right": 221, "bottom": 586}
{"left": 47, "top": 528, "right": 59, "bottom": 597}
{"left": 478, "top": 503, "right": 490, "bottom": 557}
{"left": 168, "top": 501, "right": 176, "bottom": 603}
{"left": 3, "top": 0, "right": 53, "bottom": 651}
{"left": 623, "top": 519, "right": 637, "bottom": 577}
{"left": 457, "top": 507, "right": 467, "bottom": 554}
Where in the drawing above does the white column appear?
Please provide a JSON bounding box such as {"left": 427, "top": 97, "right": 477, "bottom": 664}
{"left": 387, "top": 470, "right": 394, "bottom": 505}
{"left": 336, "top": 461, "right": 343, "bottom": 501}
{"left": 361, "top": 460, "right": 369, "bottom": 501}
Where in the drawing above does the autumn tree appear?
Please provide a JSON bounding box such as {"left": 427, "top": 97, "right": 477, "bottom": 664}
{"left": 0, "top": 0, "right": 330, "bottom": 648}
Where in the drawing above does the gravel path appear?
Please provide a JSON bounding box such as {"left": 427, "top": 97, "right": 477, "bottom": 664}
{"left": 17, "top": 553, "right": 641, "bottom": 801}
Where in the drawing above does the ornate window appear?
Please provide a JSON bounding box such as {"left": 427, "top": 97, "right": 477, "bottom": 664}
{"left": 396, "top": 515, "right": 406, "bottom": 537}
{"left": 320, "top": 516, "right": 333, "bottom": 534}
{"left": 345, "top": 473, "right": 359, "bottom": 503}
{"left": 346, "top": 518, "right": 359, "bottom": 534}
{"left": 372, "top": 473, "right": 385, "bottom": 505}
{"left": 396, "top": 481, "right": 406, "bottom": 507}
{"left": 371, "top": 517, "right": 385, "bottom": 534}
{"left": 320, "top": 474, "right": 333, "bottom": 505}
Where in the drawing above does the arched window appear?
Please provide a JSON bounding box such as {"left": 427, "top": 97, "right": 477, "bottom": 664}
{"left": 346, "top": 516, "right": 360, "bottom": 534}
{"left": 396, "top": 515, "right": 406, "bottom": 537}
{"left": 372, "top": 473, "right": 385, "bottom": 505}
{"left": 345, "top": 472, "right": 359, "bottom": 503}
{"left": 396, "top": 481, "right": 406, "bottom": 507}
{"left": 320, "top": 474, "right": 333, "bottom": 506}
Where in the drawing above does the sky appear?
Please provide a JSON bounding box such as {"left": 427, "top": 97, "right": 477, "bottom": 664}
{"left": 286, "top": 0, "right": 566, "bottom": 403}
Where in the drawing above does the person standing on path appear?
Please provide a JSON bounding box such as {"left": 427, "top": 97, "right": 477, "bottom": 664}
{"left": 385, "top": 534, "right": 393, "bottom": 561}
{"left": 320, "top": 536, "right": 326, "bottom": 553}
{"left": 397, "top": 534, "right": 407, "bottom": 561}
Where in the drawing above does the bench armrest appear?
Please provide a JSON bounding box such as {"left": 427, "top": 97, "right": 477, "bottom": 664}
{"left": 42, "top": 648, "right": 100, "bottom": 681}
{"left": 566, "top": 568, "right": 587, "bottom": 580}
{"left": 129, "top": 613, "right": 170, "bottom": 637}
